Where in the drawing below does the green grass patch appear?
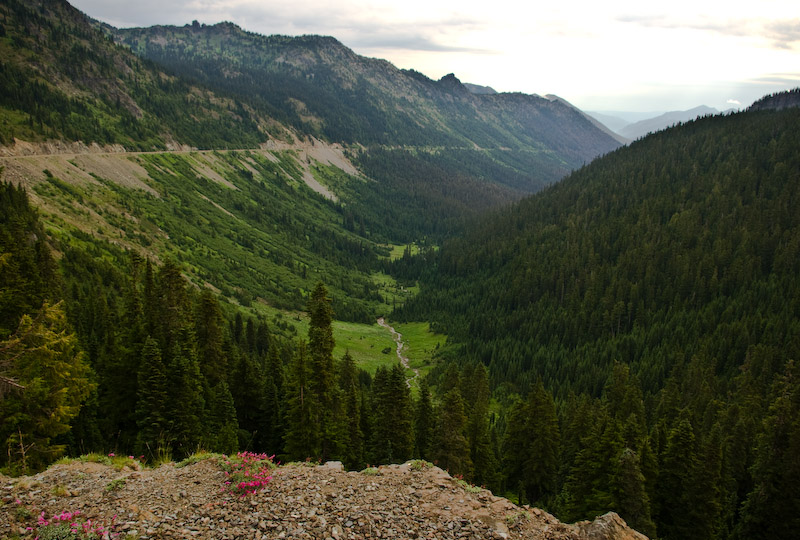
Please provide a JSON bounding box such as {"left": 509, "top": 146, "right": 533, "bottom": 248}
{"left": 384, "top": 243, "right": 419, "bottom": 261}
{"left": 248, "top": 302, "right": 399, "bottom": 375}
{"left": 54, "top": 453, "right": 141, "bottom": 471}
{"left": 176, "top": 451, "right": 225, "bottom": 468}
{"left": 331, "top": 319, "right": 398, "bottom": 374}
{"left": 393, "top": 321, "right": 445, "bottom": 380}
{"left": 105, "top": 478, "right": 126, "bottom": 491}
{"left": 371, "top": 271, "right": 416, "bottom": 310}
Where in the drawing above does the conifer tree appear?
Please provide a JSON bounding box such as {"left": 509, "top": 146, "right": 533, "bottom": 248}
{"left": 434, "top": 386, "right": 473, "bottom": 479}
{"left": 414, "top": 378, "right": 435, "bottom": 460}
{"left": 605, "top": 362, "right": 646, "bottom": 448}
{"left": 0, "top": 302, "right": 94, "bottom": 473}
{"left": 284, "top": 342, "right": 318, "bottom": 461}
{"left": 339, "top": 352, "right": 364, "bottom": 470}
{"left": 503, "top": 381, "right": 560, "bottom": 505}
{"left": 135, "top": 336, "right": 170, "bottom": 456}
{"left": 307, "top": 282, "right": 341, "bottom": 461}
{"left": 262, "top": 344, "right": 286, "bottom": 454}
{"left": 736, "top": 361, "right": 800, "bottom": 539}
{"left": 612, "top": 448, "right": 656, "bottom": 538}
{"left": 657, "top": 415, "right": 699, "bottom": 540}
{"left": 370, "top": 365, "right": 413, "bottom": 464}
{"left": 464, "top": 364, "right": 499, "bottom": 489}
{"left": 195, "top": 289, "right": 227, "bottom": 385}
{"left": 166, "top": 340, "right": 205, "bottom": 458}
{"left": 0, "top": 182, "right": 60, "bottom": 340}
{"left": 229, "top": 347, "right": 268, "bottom": 450}
{"left": 207, "top": 381, "right": 239, "bottom": 454}
{"left": 561, "top": 420, "right": 604, "bottom": 521}
{"left": 155, "top": 260, "right": 193, "bottom": 353}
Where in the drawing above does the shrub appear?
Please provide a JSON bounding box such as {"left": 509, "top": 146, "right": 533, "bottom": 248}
{"left": 219, "top": 452, "right": 275, "bottom": 496}
{"left": 31, "top": 510, "right": 118, "bottom": 539}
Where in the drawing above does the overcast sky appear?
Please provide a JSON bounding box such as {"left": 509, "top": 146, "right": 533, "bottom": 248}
{"left": 70, "top": 0, "right": 800, "bottom": 113}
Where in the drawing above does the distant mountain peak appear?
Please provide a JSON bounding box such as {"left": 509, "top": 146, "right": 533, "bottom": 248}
{"left": 463, "top": 83, "right": 497, "bottom": 95}
{"left": 620, "top": 105, "right": 720, "bottom": 140}
{"left": 437, "top": 73, "right": 468, "bottom": 93}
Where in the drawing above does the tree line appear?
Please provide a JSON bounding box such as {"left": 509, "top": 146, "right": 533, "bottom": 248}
{"left": 0, "top": 182, "right": 495, "bottom": 489}
{"left": 393, "top": 106, "right": 800, "bottom": 539}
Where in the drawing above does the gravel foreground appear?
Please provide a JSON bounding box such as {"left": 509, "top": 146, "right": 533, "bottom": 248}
{"left": 1, "top": 459, "right": 647, "bottom": 539}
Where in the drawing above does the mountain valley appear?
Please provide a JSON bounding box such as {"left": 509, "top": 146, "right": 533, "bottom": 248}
{"left": 1, "top": 1, "right": 799, "bottom": 539}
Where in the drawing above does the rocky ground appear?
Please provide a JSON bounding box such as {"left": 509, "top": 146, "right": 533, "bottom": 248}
{"left": 1, "top": 458, "right": 647, "bottom": 540}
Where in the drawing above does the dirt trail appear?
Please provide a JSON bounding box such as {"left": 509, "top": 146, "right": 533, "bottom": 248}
{"left": 377, "top": 317, "right": 420, "bottom": 388}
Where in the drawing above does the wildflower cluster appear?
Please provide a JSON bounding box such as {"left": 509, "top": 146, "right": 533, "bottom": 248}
{"left": 220, "top": 452, "right": 275, "bottom": 496}
{"left": 31, "top": 510, "right": 117, "bottom": 539}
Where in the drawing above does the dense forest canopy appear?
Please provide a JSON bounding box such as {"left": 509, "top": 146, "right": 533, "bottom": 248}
{"left": 397, "top": 105, "right": 800, "bottom": 538}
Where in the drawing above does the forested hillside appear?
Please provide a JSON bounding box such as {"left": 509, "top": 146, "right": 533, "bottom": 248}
{"left": 397, "top": 104, "right": 800, "bottom": 538}
{"left": 0, "top": 0, "right": 275, "bottom": 150}
{"left": 0, "top": 181, "right": 497, "bottom": 511}
{"left": 110, "top": 21, "right": 621, "bottom": 240}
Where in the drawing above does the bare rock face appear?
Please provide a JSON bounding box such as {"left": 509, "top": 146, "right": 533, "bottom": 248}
{"left": 1, "top": 459, "right": 648, "bottom": 539}
{"left": 578, "top": 512, "right": 649, "bottom": 540}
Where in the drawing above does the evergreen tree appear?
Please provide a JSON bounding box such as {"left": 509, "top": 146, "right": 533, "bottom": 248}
{"left": 135, "top": 336, "right": 170, "bottom": 456}
{"left": 414, "top": 378, "right": 435, "bottom": 460}
{"left": 307, "top": 282, "right": 341, "bottom": 461}
{"left": 0, "top": 302, "right": 94, "bottom": 473}
{"left": 657, "top": 415, "right": 699, "bottom": 540}
{"left": 503, "top": 381, "right": 560, "bottom": 506}
{"left": 207, "top": 381, "right": 239, "bottom": 454}
{"left": 339, "top": 352, "right": 364, "bottom": 470}
{"left": 612, "top": 448, "right": 656, "bottom": 538}
{"left": 261, "top": 344, "right": 286, "bottom": 455}
{"left": 736, "top": 361, "right": 800, "bottom": 539}
{"left": 434, "top": 386, "right": 473, "bottom": 479}
{"left": 229, "top": 346, "right": 268, "bottom": 450}
{"left": 195, "top": 289, "right": 227, "bottom": 385}
{"left": 463, "top": 364, "right": 500, "bottom": 489}
{"left": 561, "top": 420, "right": 605, "bottom": 521}
{"left": 166, "top": 339, "right": 206, "bottom": 458}
{"left": 605, "top": 362, "right": 646, "bottom": 448}
{"left": 370, "top": 365, "right": 414, "bottom": 464}
{"left": 0, "top": 182, "right": 60, "bottom": 340}
{"left": 284, "top": 342, "right": 318, "bottom": 461}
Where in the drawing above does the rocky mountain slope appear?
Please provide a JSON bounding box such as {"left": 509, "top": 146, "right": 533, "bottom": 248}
{"left": 111, "top": 21, "right": 621, "bottom": 193}
{"left": 1, "top": 0, "right": 622, "bottom": 244}
{"left": 1, "top": 458, "right": 646, "bottom": 540}
{"left": 0, "top": 0, "right": 279, "bottom": 151}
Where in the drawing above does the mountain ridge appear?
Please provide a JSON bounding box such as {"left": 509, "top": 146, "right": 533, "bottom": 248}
{"left": 618, "top": 105, "right": 719, "bottom": 140}
{"left": 109, "top": 19, "right": 621, "bottom": 182}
